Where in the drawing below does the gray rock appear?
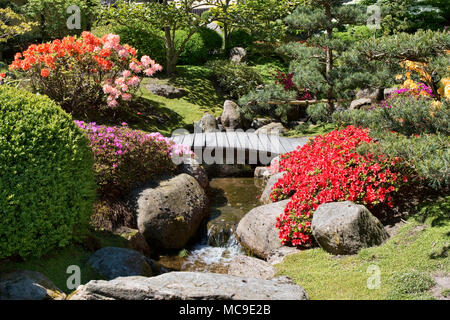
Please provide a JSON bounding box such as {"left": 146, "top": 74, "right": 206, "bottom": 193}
{"left": 236, "top": 199, "right": 290, "bottom": 259}
{"left": 228, "top": 256, "right": 276, "bottom": 280}
{"left": 87, "top": 247, "right": 155, "bottom": 280}
{"left": 254, "top": 166, "right": 269, "bottom": 178}
{"left": 130, "top": 174, "right": 209, "bottom": 250}
{"left": 179, "top": 157, "right": 209, "bottom": 189}
{"left": 69, "top": 272, "right": 308, "bottom": 300}
{"left": 146, "top": 83, "right": 187, "bottom": 99}
{"left": 221, "top": 100, "right": 241, "bottom": 131}
{"left": 255, "top": 122, "right": 288, "bottom": 135}
{"left": 115, "top": 227, "right": 153, "bottom": 257}
{"left": 251, "top": 118, "right": 274, "bottom": 130}
{"left": 349, "top": 98, "right": 373, "bottom": 110}
{"left": 267, "top": 247, "right": 301, "bottom": 265}
{"left": 229, "top": 47, "right": 247, "bottom": 64}
{"left": 311, "top": 201, "right": 389, "bottom": 255}
{"left": 260, "top": 172, "right": 285, "bottom": 204}
{"left": 197, "top": 113, "right": 218, "bottom": 132}
{"left": 0, "top": 270, "right": 66, "bottom": 300}
{"left": 356, "top": 87, "right": 384, "bottom": 102}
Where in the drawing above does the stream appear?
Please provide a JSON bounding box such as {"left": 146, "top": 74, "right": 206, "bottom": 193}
{"left": 157, "top": 177, "right": 265, "bottom": 274}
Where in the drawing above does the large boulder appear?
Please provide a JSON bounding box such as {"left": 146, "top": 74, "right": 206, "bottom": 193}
{"left": 255, "top": 122, "right": 288, "bottom": 136}
{"left": 69, "top": 272, "right": 308, "bottom": 300}
{"left": 146, "top": 83, "right": 187, "bottom": 99}
{"left": 311, "top": 201, "right": 389, "bottom": 255}
{"left": 236, "top": 199, "right": 290, "bottom": 259}
{"left": 228, "top": 256, "right": 276, "bottom": 280}
{"left": 260, "top": 172, "right": 285, "bottom": 204}
{"left": 220, "top": 100, "right": 241, "bottom": 131}
{"left": 0, "top": 271, "right": 66, "bottom": 300}
{"left": 229, "top": 47, "right": 247, "bottom": 64}
{"left": 197, "top": 113, "right": 218, "bottom": 133}
{"left": 356, "top": 87, "right": 384, "bottom": 102}
{"left": 267, "top": 247, "right": 301, "bottom": 265}
{"left": 349, "top": 98, "right": 372, "bottom": 110}
{"left": 251, "top": 118, "right": 274, "bottom": 130}
{"left": 130, "top": 174, "right": 209, "bottom": 250}
{"left": 179, "top": 157, "right": 209, "bottom": 189}
{"left": 87, "top": 247, "right": 155, "bottom": 280}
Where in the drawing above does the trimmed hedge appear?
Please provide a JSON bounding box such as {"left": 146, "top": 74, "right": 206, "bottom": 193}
{"left": 0, "top": 86, "right": 96, "bottom": 259}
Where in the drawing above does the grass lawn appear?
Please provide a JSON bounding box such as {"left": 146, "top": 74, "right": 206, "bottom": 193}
{"left": 135, "top": 65, "right": 224, "bottom": 136}
{"left": 275, "top": 196, "right": 450, "bottom": 300}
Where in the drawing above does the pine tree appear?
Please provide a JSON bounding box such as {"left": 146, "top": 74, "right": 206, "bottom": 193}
{"left": 281, "top": 0, "right": 367, "bottom": 114}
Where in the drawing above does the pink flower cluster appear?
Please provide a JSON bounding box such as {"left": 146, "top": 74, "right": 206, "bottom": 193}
{"left": 102, "top": 54, "right": 162, "bottom": 107}
{"left": 74, "top": 121, "right": 193, "bottom": 194}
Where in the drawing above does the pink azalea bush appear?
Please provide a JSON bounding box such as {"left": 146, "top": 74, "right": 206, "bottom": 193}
{"left": 9, "top": 32, "right": 162, "bottom": 114}
{"left": 75, "top": 121, "right": 193, "bottom": 195}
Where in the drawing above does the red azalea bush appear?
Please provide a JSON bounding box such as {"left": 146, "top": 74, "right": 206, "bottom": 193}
{"left": 271, "top": 126, "right": 409, "bottom": 246}
{"left": 9, "top": 32, "right": 161, "bottom": 115}
{"left": 274, "top": 71, "right": 313, "bottom": 100}
{"left": 75, "top": 121, "right": 193, "bottom": 196}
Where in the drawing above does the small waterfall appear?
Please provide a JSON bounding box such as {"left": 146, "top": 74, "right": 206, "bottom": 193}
{"left": 181, "top": 234, "right": 243, "bottom": 271}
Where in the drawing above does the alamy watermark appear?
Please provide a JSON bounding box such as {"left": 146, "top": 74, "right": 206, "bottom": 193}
{"left": 67, "top": 5, "right": 81, "bottom": 30}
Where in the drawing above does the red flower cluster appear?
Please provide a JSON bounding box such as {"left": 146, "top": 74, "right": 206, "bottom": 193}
{"left": 275, "top": 71, "right": 294, "bottom": 90}
{"left": 272, "top": 126, "right": 408, "bottom": 246}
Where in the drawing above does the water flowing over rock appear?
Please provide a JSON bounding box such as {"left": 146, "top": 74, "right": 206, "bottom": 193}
{"left": 0, "top": 271, "right": 66, "bottom": 300}
{"left": 69, "top": 272, "right": 309, "bottom": 300}
{"left": 311, "top": 201, "right": 389, "bottom": 255}
{"left": 236, "top": 200, "right": 290, "bottom": 259}
{"left": 228, "top": 255, "right": 276, "bottom": 280}
{"left": 129, "top": 174, "right": 209, "bottom": 250}
{"left": 87, "top": 247, "right": 156, "bottom": 280}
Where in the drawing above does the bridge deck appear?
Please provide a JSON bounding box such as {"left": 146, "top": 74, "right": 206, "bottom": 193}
{"left": 171, "top": 132, "right": 310, "bottom": 159}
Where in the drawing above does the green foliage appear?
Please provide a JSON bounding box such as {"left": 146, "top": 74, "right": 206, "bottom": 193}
{"left": 0, "top": 86, "right": 96, "bottom": 260}
{"left": 361, "top": 0, "right": 450, "bottom": 34}
{"left": 307, "top": 102, "right": 329, "bottom": 123}
{"left": 177, "top": 27, "right": 223, "bottom": 65}
{"left": 226, "top": 28, "right": 254, "bottom": 50}
{"left": 334, "top": 95, "right": 450, "bottom": 189}
{"left": 24, "top": 0, "right": 101, "bottom": 41}
{"left": 340, "top": 30, "right": 450, "bottom": 92}
{"left": 387, "top": 271, "right": 436, "bottom": 299}
{"left": 100, "top": 0, "right": 215, "bottom": 74}
{"left": 0, "top": 6, "right": 36, "bottom": 43}
{"left": 111, "top": 24, "right": 166, "bottom": 64}
{"left": 206, "top": 59, "right": 264, "bottom": 99}
{"left": 334, "top": 25, "right": 379, "bottom": 44}
{"left": 238, "top": 83, "right": 297, "bottom": 123}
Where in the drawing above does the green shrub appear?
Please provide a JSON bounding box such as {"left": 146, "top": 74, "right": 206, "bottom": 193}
{"left": 335, "top": 95, "right": 450, "bottom": 190}
{"left": 334, "top": 95, "right": 449, "bottom": 136}
{"left": 177, "top": 27, "right": 223, "bottom": 65}
{"left": 0, "top": 86, "right": 96, "bottom": 259}
{"left": 227, "top": 29, "right": 254, "bottom": 51}
{"left": 307, "top": 103, "right": 329, "bottom": 123}
{"left": 112, "top": 25, "right": 166, "bottom": 65}
{"left": 206, "top": 59, "right": 264, "bottom": 99}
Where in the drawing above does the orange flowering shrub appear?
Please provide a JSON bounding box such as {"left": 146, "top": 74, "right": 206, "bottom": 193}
{"left": 9, "top": 31, "right": 161, "bottom": 115}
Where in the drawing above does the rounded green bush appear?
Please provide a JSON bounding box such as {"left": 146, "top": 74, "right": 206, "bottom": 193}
{"left": 177, "top": 27, "right": 223, "bottom": 65}
{"left": 227, "top": 29, "right": 254, "bottom": 51}
{"left": 0, "top": 86, "right": 97, "bottom": 259}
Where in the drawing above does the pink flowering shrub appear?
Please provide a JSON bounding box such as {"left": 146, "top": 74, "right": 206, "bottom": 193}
{"left": 9, "top": 32, "right": 162, "bottom": 115}
{"left": 75, "top": 121, "right": 193, "bottom": 195}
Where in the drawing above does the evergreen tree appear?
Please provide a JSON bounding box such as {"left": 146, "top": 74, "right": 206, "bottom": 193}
{"left": 282, "top": 0, "right": 367, "bottom": 113}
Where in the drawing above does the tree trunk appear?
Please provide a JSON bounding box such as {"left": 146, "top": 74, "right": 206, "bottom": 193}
{"left": 164, "top": 27, "right": 176, "bottom": 75}
{"left": 325, "top": 4, "right": 334, "bottom": 115}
